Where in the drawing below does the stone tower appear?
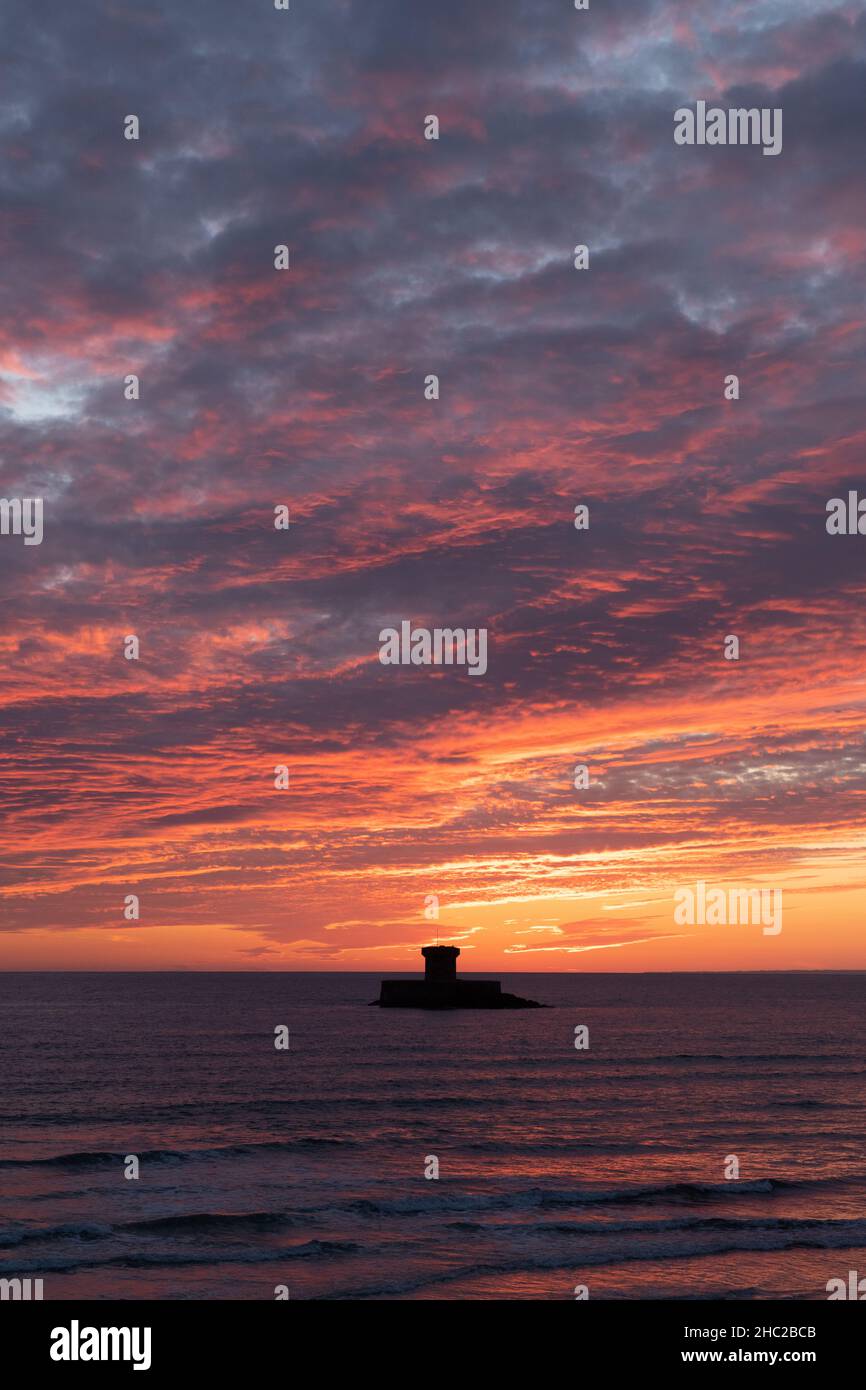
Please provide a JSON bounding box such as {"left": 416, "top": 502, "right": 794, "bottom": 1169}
{"left": 421, "top": 945, "right": 460, "bottom": 984}
{"left": 375, "top": 943, "right": 542, "bottom": 1008}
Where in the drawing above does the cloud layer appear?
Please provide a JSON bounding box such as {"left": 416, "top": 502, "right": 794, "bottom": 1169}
{"left": 1, "top": 0, "right": 865, "bottom": 968}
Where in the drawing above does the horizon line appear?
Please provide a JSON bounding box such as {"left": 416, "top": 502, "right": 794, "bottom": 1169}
{"left": 1, "top": 967, "right": 864, "bottom": 976}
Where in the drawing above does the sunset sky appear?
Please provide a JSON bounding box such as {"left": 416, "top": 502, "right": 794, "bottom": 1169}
{"left": 1, "top": 0, "right": 866, "bottom": 971}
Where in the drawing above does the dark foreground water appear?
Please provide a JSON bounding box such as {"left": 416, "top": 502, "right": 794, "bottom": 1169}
{"left": 1, "top": 971, "right": 864, "bottom": 1300}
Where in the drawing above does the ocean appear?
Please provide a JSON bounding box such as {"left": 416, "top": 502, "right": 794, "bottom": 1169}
{"left": 1, "top": 971, "right": 864, "bottom": 1300}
